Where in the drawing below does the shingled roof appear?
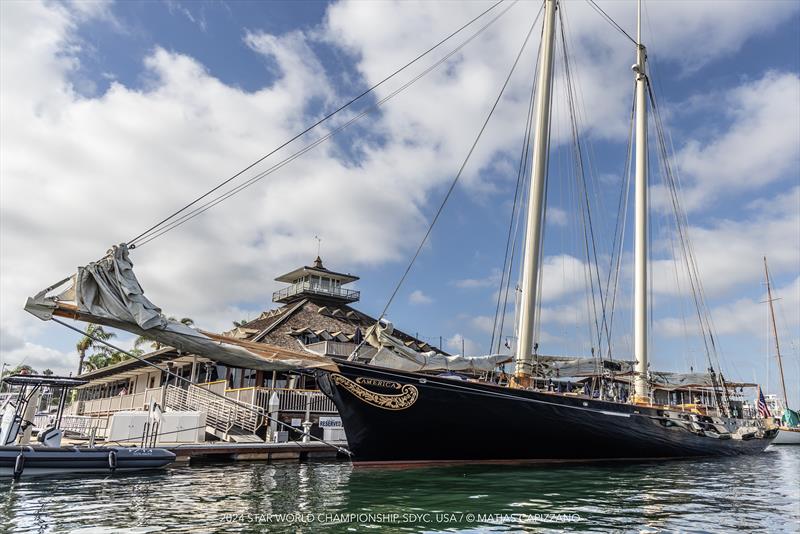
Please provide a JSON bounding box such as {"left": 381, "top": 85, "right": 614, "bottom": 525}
{"left": 228, "top": 297, "right": 448, "bottom": 355}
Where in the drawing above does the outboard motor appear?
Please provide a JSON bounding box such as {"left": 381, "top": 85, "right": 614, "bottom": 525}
{"left": 37, "top": 427, "right": 63, "bottom": 447}
{"left": 0, "top": 403, "right": 21, "bottom": 445}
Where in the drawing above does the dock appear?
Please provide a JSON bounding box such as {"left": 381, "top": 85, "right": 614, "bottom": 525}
{"left": 162, "top": 441, "right": 349, "bottom": 463}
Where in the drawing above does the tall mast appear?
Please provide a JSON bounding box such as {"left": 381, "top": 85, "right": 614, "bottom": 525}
{"left": 514, "top": 0, "right": 558, "bottom": 386}
{"left": 633, "top": 0, "right": 649, "bottom": 402}
{"left": 764, "top": 256, "right": 789, "bottom": 408}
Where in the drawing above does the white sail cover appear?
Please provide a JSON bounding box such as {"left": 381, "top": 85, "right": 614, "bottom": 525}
{"left": 24, "top": 244, "right": 337, "bottom": 372}
{"left": 363, "top": 321, "right": 511, "bottom": 373}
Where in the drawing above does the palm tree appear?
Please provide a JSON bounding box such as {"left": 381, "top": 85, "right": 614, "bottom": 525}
{"left": 82, "top": 353, "right": 109, "bottom": 372}
{"left": 134, "top": 317, "right": 193, "bottom": 352}
{"left": 76, "top": 324, "right": 116, "bottom": 375}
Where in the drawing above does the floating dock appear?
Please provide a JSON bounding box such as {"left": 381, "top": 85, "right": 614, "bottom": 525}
{"left": 162, "top": 441, "right": 348, "bottom": 463}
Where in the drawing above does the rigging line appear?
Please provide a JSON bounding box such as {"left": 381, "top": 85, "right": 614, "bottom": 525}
{"left": 491, "top": 22, "right": 541, "bottom": 354}
{"left": 647, "top": 78, "right": 726, "bottom": 393}
{"left": 50, "top": 317, "right": 352, "bottom": 456}
{"left": 602, "top": 83, "right": 636, "bottom": 357}
{"left": 584, "top": 0, "right": 636, "bottom": 45}
{"left": 126, "top": 0, "right": 510, "bottom": 247}
{"left": 496, "top": 22, "right": 543, "bottom": 355}
{"left": 132, "top": 2, "right": 519, "bottom": 249}
{"left": 377, "top": 6, "right": 543, "bottom": 323}
{"left": 559, "top": 4, "right": 603, "bottom": 356}
{"left": 489, "top": 94, "right": 533, "bottom": 354}
{"left": 496, "top": 136, "right": 533, "bottom": 354}
{"left": 558, "top": 7, "right": 608, "bottom": 357}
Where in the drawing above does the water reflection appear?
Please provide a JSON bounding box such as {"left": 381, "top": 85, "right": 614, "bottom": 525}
{"left": 1, "top": 447, "right": 797, "bottom": 533}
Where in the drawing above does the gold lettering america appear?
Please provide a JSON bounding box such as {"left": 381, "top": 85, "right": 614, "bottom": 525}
{"left": 331, "top": 374, "right": 418, "bottom": 410}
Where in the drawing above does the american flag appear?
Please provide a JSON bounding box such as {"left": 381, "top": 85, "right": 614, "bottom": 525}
{"left": 757, "top": 387, "right": 771, "bottom": 418}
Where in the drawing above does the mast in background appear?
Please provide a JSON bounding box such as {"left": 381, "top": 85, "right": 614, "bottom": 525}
{"left": 514, "top": 0, "right": 558, "bottom": 386}
{"left": 764, "top": 256, "right": 789, "bottom": 409}
{"left": 633, "top": 0, "right": 650, "bottom": 402}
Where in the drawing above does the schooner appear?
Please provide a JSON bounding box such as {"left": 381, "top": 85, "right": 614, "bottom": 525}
{"left": 24, "top": 0, "right": 777, "bottom": 462}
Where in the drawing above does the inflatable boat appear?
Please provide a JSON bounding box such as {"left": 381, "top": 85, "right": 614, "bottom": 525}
{"left": 1, "top": 374, "right": 175, "bottom": 478}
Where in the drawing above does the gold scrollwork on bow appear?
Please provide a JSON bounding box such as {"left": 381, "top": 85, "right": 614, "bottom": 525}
{"left": 331, "top": 374, "right": 418, "bottom": 410}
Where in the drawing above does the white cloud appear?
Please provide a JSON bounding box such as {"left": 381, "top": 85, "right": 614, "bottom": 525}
{"left": 469, "top": 315, "right": 495, "bottom": 335}
{"left": 656, "top": 276, "right": 800, "bottom": 342}
{"left": 1, "top": 342, "right": 78, "bottom": 376}
{"left": 409, "top": 289, "right": 433, "bottom": 305}
{"left": 453, "top": 269, "right": 501, "bottom": 289}
{"left": 446, "top": 333, "right": 479, "bottom": 356}
{"left": 548, "top": 207, "right": 568, "bottom": 227}
{"left": 651, "top": 186, "right": 800, "bottom": 298}
{"left": 658, "top": 71, "right": 800, "bottom": 212}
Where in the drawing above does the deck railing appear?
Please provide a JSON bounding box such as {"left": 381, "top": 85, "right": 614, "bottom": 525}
{"left": 166, "top": 383, "right": 263, "bottom": 436}
{"left": 272, "top": 282, "right": 360, "bottom": 303}
{"left": 226, "top": 387, "right": 337, "bottom": 414}
{"left": 79, "top": 387, "right": 163, "bottom": 415}
{"left": 34, "top": 414, "right": 110, "bottom": 439}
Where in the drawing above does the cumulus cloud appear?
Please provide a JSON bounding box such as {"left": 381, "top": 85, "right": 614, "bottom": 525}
{"left": 651, "top": 187, "right": 800, "bottom": 298}
{"left": 408, "top": 289, "right": 433, "bottom": 305}
{"left": 1, "top": 0, "right": 797, "bottom": 375}
{"left": 446, "top": 333, "right": 479, "bottom": 356}
{"left": 654, "top": 71, "right": 800, "bottom": 213}
{"left": 656, "top": 276, "right": 800, "bottom": 342}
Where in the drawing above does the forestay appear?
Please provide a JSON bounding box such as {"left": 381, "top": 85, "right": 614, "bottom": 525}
{"left": 24, "top": 244, "right": 338, "bottom": 372}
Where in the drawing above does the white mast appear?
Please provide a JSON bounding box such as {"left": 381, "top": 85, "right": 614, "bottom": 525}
{"left": 514, "top": 0, "right": 558, "bottom": 386}
{"left": 633, "top": 0, "right": 649, "bottom": 402}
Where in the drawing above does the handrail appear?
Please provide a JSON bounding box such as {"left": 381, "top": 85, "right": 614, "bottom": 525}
{"left": 166, "top": 383, "right": 263, "bottom": 436}
{"left": 196, "top": 379, "right": 227, "bottom": 387}
{"left": 272, "top": 281, "right": 360, "bottom": 302}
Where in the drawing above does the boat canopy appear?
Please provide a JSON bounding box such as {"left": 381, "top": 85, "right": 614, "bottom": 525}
{"left": 24, "top": 244, "right": 338, "bottom": 372}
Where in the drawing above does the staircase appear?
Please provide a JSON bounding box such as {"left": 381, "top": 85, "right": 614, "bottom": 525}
{"left": 164, "top": 384, "right": 264, "bottom": 442}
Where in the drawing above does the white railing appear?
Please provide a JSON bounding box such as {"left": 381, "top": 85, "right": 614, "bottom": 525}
{"left": 197, "top": 380, "right": 227, "bottom": 396}
{"left": 166, "top": 384, "right": 263, "bottom": 436}
{"left": 251, "top": 388, "right": 337, "bottom": 414}
{"left": 33, "top": 414, "right": 110, "bottom": 439}
{"left": 80, "top": 387, "right": 163, "bottom": 415}
{"left": 61, "top": 415, "right": 110, "bottom": 439}
{"left": 272, "top": 282, "right": 360, "bottom": 303}
{"left": 74, "top": 384, "right": 337, "bottom": 440}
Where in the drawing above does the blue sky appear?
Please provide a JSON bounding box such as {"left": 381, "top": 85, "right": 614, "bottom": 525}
{"left": 1, "top": 0, "right": 798, "bottom": 406}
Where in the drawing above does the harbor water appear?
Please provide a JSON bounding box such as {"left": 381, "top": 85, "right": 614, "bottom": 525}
{"left": 2, "top": 446, "right": 798, "bottom": 533}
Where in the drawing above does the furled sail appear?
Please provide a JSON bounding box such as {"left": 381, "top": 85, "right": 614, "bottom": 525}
{"left": 363, "top": 321, "right": 511, "bottom": 373}
{"left": 24, "top": 244, "right": 338, "bottom": 372}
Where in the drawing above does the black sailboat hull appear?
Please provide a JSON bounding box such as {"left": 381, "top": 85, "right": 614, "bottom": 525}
{"left": 317, "top": 361, "right": 775, "bottom": 464}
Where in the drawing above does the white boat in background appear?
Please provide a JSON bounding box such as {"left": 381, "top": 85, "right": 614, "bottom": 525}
{"left": 763, "top": 258, "right": 800, "bottom": 445}
{"left": 773, "top": 427, "right": 800, "bottom": 445}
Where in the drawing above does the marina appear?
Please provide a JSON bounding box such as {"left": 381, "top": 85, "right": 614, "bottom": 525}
{"left": 0, "top": 0, "right": 798, "bottom": 531}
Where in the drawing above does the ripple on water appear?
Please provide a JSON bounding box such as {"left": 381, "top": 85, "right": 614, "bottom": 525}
{"left": 1, "top": 447, "right": 798, "bottom": 533}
